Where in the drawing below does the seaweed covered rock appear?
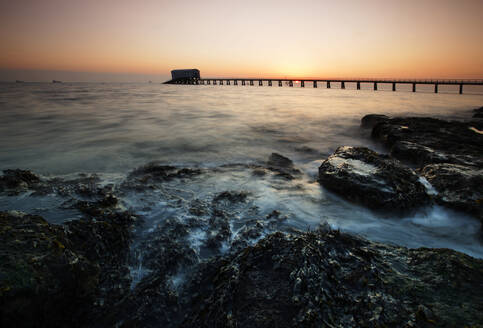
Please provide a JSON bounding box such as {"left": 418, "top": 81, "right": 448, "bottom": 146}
{"left": 180, "top": 229, "right": 483, "bottom": 328}
{"left": 421, "top": 164, "right": 483, "bottom": 219}
{"left": 371, "top": 116, "right": 483, "bottom": 167}
{"left": 0, "top": 211, "right": 99, "bottom": 328}
{"left": 318, "top": 146, "right": 429, "bottom": 211}
{"left": 0, "top": 207, "right": 136, "bottom": 328}
{"left": 0, "top": 169, "right": 40, "bottom": 194}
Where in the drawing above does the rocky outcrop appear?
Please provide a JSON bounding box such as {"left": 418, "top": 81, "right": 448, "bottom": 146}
{"left": 266, "top": 153, "right": 302, "bottom": 180}
{"left": 371, "top": 116, "right": 483, "bottom": 167}
{"left": 421, "top": 164, "right": 483, "bottom": 218}
{"left": 179, "top": 228, "right": 483, "bottom": 328}
{"left": 318, "top": 146, "right": 429, "bottom": 211}
{"left": 0, "top": 205, "right": 136, "bottom": 327}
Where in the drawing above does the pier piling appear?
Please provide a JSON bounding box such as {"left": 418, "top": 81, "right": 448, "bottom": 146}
{"left": 341, "top": 81, "right": 345, "bottom": 89}
{"left": 327, "top": 81, "right": 331, "bottom": 88}
{"left": 412, "top": 83, "right": 416, "bottom": 92}
{"left": 250, "top": 80, "right": 254, "bottom": 86}
{"left": 357, "top": 82, "right": 360, "bottom": 90}
{"left": 435, "top": 84, "right": 438, "bottom": 93}
{"left": 259, "top": 80, "right": 263, "bottom": 86}
{"left": 242, "top": 80, "right": 245, "bottom": 86}
{"left": 301, "top": 81, "right": 305, "bottom": 87}
{"left": 459, "top": 84, "right": 463, "bottom": 94}
{"left": 392, "top": 83, "right": 396, "bottom": 91}
{"left": 313, "top": 81, "right": 317, "bottom": 88}
{"left": 289, "top": 81, "right": 293, "bottom": 87}
{"left": 374, "top": 82, "right": 377, "bottom": 91}
{"left": 278, "top": 80, "right": 282, "bottom": 87}
{"left": 268, "top": 80, "right": 272, "bottom": 86}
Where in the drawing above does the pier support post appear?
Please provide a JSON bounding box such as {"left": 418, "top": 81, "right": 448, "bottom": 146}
{"left": 374, "top": 82, "right": 377, "bottom": 91}
{"left": 459, "top": 84, "right": 463, "bottom": 94}
{"left": 313, "top": 81, "right": 317, "bottom": 88}
{"left": 357, "top": 81, "right": 360, "bottom": 90}
{"left": 207, "top": 80, "right": 211, "bottom": 85}
{"left": 301, "top": 81, "right": 305, "bottom": 87}
{"left": 289, "top": 80, "right": 293, "bottom": 87}
{"left": 220, "top": 80, "right": 223, "bottom": 85}
{"left": 434, "top": 84, "right": 438, "bottom": 93}
{"left": 259, "top": 80, "right": 263, "bottom": 86}
{"left": 341, "top": 81, "right": 345, "bottom": 89}
{"left": 412, "top": 83, "right": 416, "bottom": 92}
{"left": 268, "top": 80, "right": 272, "bottom": 86}
{"left": 227, "top": 80, "right": 230, "bottom": 85}
{"left": 250, "top": 80, "right": 254, "bottom": 86}
{"left": 327, "top": 81, "right": 331, "bottom": 88}
{"left": 392, "top": 83, "right": 396, "bottom": 91}
{"left": 242, "top": 80, "right": 245, "bottom": 86}
{"left": 278, "top": 80, "right": 282, "bottom": 87}
{"left": 213, "top": 80, "right": 217, "bottom": 85}
{"left": 234, "top": 80, "right": 238, "bottom": 85}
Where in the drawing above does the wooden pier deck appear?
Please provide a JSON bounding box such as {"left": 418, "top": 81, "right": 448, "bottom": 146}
{"left": 164, "top": 78, "right": 483, "bottom": 94}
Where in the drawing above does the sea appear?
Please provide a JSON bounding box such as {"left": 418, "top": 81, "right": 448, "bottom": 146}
{"left": 1, "top": 82, "right": 482, "bottom": 262}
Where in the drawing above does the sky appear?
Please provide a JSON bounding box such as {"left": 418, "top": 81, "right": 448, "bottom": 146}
{"left": 0, "top": 0, "right": 482, "bottom": 82}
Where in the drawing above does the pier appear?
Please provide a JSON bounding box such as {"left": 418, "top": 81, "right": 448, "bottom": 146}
{"left": 164, "top": 77, "right": 483, "bottom": 94}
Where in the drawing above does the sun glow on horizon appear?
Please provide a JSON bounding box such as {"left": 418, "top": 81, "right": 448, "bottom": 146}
{"left": 1, "top": 0, "right": 482, "bottom": 81}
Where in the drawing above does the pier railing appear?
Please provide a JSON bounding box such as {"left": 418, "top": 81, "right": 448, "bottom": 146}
{"left": 164, "top": 78, "right": 483, "bottom": 94}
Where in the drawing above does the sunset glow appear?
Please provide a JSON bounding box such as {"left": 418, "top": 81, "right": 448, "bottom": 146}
{"left": 1, "top": 0, "right": 482, "bottom": 81}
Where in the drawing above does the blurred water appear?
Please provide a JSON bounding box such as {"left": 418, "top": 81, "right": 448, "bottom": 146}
{"left": 0, "top": 82, "right": 482, "bottom": 174}
{"left": 1, "top": 82, "right": 482, "bottom": 258}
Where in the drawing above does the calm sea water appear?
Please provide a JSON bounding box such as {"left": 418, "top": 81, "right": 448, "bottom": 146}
{"left": 1, "top": 82, "right": 482, "bottom": 258}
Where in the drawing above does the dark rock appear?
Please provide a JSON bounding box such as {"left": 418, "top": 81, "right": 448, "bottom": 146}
{"left": 266, "top": 153, "right": 302, "bottom": 180}
{"left": 213, "top": 191, "right": 248, "bottom": 203}
{"left": 179, "top": 229, "right": 483, "bottom": 328}
{"left": 319, "top": 146, "right": 429, "bottom": 211}
{"left": 421, "top": 164, "right": 483, "bottom": 219}
{"left": 0, "top": 211, "right": 99, "bottom": 328}
{"left": 268, "top": 153, "right": 294, "bottom": 168}
{"left": 360, "top": 114, "right": 389, "bottom": 129}
{"left": 473, "top": 106, "right": 483, "bottom": 118}
{"left": 0, "top": 169, "right": 40, "bottom": 194}
{"left": 371, "top": 116, "right": 483, "bottom": 167}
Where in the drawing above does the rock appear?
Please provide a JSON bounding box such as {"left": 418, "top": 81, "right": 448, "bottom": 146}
{"left": 0, "top": 211, "right": 99, "bottom": 328}
{"left": 473, "top": 106, "right": 483, "bottom": 118}
{"left": 371, "top": 116, "right": 483, "bottom": 167}
{"left": 268, "top": 153, "right": 294, "bottom": 168}
{"left": 360, "top": 114, "right": 389, "bottom": 129}
{"left": 179, "top": 229, "right": 483, "bottom": 328}
{"left": 421, "top": 163, "right": 483, "bottom": 218}
{"left": 0, "top": 169, "right": 40, "bottom": 194}
{"left": 318, "top": 146, "right": 429, "bottom": 211}
{"left": 0, "top": 206, "right": 136, "bottom": 328}
{"left": 266, "top": 153, "right": 302, "bottom": 180}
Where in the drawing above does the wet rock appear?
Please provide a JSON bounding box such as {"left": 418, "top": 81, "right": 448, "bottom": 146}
{"left": 319, "top": 146, "right": 429, "bottom": 211}
{"left": 0, "top": 169, "right": 40, "bottom": 194}
{"left": 213, "top": 190, "right": 248, "bottom": 203}
{"left": 473, "top": 106, "right": 483, "bottom": 118}
{"left": 180, "top": 229, "right": 483, "bottom": 328}
{"left": 268, "top": 153, "right": 294, "bottom": 168}
{"left": 360, "top": 114, "right": 389, "bottom": 129}
{"left": 421, "top": 163, "right": 483, "bottom": 219}
{"left": 371, "top": 116, "right": 483, "bottom": 167}
{"left": 0, "top": 211, "right": 99, "bottom": 328}
{"left": 266, "top": 153, "right": 302, "bottom": 180}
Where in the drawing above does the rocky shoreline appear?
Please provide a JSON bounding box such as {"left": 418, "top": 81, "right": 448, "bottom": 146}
{"left": 1, "top": 108, "right": 482, "bottom": 327}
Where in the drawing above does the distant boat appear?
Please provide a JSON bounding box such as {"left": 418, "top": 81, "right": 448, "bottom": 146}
{"left": 16, "top": 80, "right": 24, "bottom": 83}
{"left": 52, "top": 80, "right": 62, "bottom": 83}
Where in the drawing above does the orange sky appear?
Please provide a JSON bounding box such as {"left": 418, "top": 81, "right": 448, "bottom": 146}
{"left": 1, "top": 0, "right": 482, "bottom": 81}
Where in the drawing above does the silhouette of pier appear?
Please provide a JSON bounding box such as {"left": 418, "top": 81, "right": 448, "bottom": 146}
{"left": 165, "top": 77, "right": 483, "bottom": 94}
